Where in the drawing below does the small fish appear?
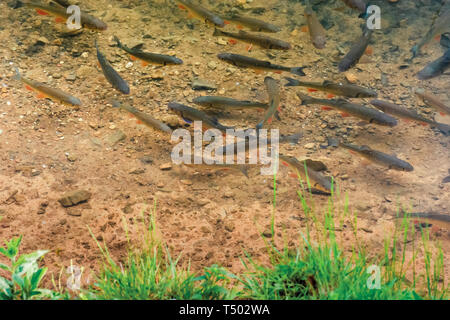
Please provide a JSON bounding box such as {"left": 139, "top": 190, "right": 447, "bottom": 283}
{"left": 256, "top": 77, "right": 280, "bottom": 129}
{"left": 338, "top": 27, "right": 373, "bottom": 72}
{"left": 95, "top": 40, "right": 130, "bottom": 94}
{"left": 111, "top": 100, "right": 172, "bottom": 134}
{"left": 416, "top": 48, "right": 450, "bottom": 80}
{"left": 285, "top": 77, "right": 377, "bottom": 98}
{"left": 212, "top": 28, "right": 291, "bottom": 50}
{"left": 339, "top": 142, "right": 414, "bottom": 172}
{"left": 224, "top": 15, "right": 280, "bottom": 33}
{"left": 411, "top": 5, "right": 450, "bottom": 58}
{"left": 304, "top": 2, "right": 326, "bottom": 49}
{"left": 370, "top": 99, "right": 450, "bottom": 135}
{"left": 168, "top": 102, "right": 233, "bottom": 133}
{"left": 175, "top": 0, "right": 224, "bottom": 27}
{"left": 183, "top": 159, "right": 250, "bottom": 178}
{"left": 114, "top": 36, "right": 183, "bottom": 67}
{"left": 13, "top": 67, "right": 81, "bottom": 106}
{"left": 279, "top": 154, "right": 333, "bottom": 195}
{"left": 340, "top": 0, "right": 367, "bottom": 13}
{"left": 25, "top": 1, "right": 107, "bottom": 30}
{"left": 397, "top": 212, "right": 450, "bottom": 230}
{"left": 217, "top": 53, "right": 306, "bottom": 76}
{"left": 192, "top": 95, "right": 280, "bottom": 120}
{"left": 297, "top": 92, "right": 398, "bottom": 126}
{"left": 414, "top": 88, "right": 450, "bottom": 116}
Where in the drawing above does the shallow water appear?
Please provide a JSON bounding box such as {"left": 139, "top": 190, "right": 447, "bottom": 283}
{"left": 0, "top": 0, "right": 449, "bottom": 289}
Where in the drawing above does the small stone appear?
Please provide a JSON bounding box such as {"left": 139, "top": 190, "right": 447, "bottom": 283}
{"left": 81, "top": 52, "right": 89, "bottom": 58}
{"left": 37, "top": 201, "right": 49, "bottom": 215}
{"left": 105, "top": 129, "right": 126, "bottom": 146}
{"left": 65, "top": 73, "right": 76, "bottom": 81}
{"left": 207, "top": 61, "right": 217, "bottom": 70}
{"left": 160, "top": 162, "right": 172, "bottom": 170}
{"left": 180, "top": 179, "right": 193, "bottom": 185}
{"left": 139, "top": 155, "right": 153, "bottom": 164}
{"left": 224, "top": 221, "right": 235, "bottom": 232}
{"left": 345, "top": 73, "right": 358, "bottom": 83}
{"left": 129, "top": 168, "right": 145, "bottom": 174}
{"left": 122, "top": 204, "right": 133, "bottom": 214}
{"left": 340, "top": 174, "right": 349, "bottom": 180}
{"left": 262, "top": 230, "right": 273, "bottom": 238}
{"left": 304, "top": 143, "right": 315, "bottom": 149}
{"left": 125, "top": 62, "right": 133, "bottom": 69}
{"left": 200, "top": 226, "right": 210, "bottom": 233}
{"left": 192, "top": 78, "right": 217, "bottom": 90}
{"left": 58, "top": 190, "right": 91, "bottom": 207}
{"left": 66, "top": 153, "right": 77, "bottom": 162}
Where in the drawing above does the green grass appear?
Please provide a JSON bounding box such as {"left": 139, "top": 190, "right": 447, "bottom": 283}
{"left": 1, "top": 175, "right": 448, "bottom": 300}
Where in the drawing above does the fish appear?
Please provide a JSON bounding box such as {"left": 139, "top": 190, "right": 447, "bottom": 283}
{"left": 183, "top": 160, "right": 250, "bottom": 178}
{"left": 192, "top": 95, "right": 280, "bottom": 120}
{"left": 370, "top": 99, "right": 450, "bottom": 135}
{"left": 411, "top": 5, "right": 450, "bottom": 58}
{"left": 110, "top": 100, "right": 172, "bottom": 134}
{"left": 396, "top": 212, "right": 450, "bottom": 230}
{"left": 340, "top": 0, "right": 367, "bottom": 13}
{"left": 95, "top": 40, "right": 130, "bottom": 94}
{"left": 175, "top": 0, "right": 225, "bottom": 27}
{"left": 217, "top": 53, "right": 306, "bottom": 76}
{"left": 416, "top": 48, "right": 450, "bottom": 80}
{"left": 223, "top": 15, "right": 280, "bottom": 33}
{"left": 214, "top": 131, "right": 302, "bottom": 156}
{"left": 52, "top": 0, "right": 71, "bottom": 7}
{"left": 13, "top": 67, "right": 81, "bottom": 106}
{"left": 256, "top": 77, "right": 280, "bottom": 129}
{"left": 114, "top": 36, "right": 183, "bottom": 67}
{"left": 168, "top": 102, "right": 233, "bottom": 133}
{"left": 339, "top": 142, "right": 414, "bottom": 172}
{"left": 285, "top": 77, "right": 377, "bottom": 98}
{"left": 279, "top": 154, "right": 333, "bottom": 195}
{"left": 212, "top": 28, "right": 291, "bottom": 50}
{"left": 304, "top": 1, "right": 326, "bottom": 49}
{"left": 414, "top": 88, "right": 450, "bottom": 116}
{"left": 297, "top": 92, "right": 398, "bottom": 126}
{"left": 25, "top": 1, "right": 107, "bottom": 30}
{"left": 338, "top": 27, "right": 373, "bottom": 72}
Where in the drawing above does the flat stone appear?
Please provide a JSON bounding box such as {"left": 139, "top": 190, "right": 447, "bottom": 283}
{"left": 191, "top": 78, "right": 217, "bottom": 91}
{"left": 105, "top": 129, "right": 126, "bottom": 146}
{"left": 58, "top": 190, "right": 91, "bottom": 207}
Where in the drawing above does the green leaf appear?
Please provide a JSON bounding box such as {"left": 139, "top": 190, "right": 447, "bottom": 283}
{"left": 0, "top": 263, "right": 10, "bottom": 272}
{"left": 0, "top": 276, "right": 12, "bottom": 291}
{"left": 15, "top": 250, "right": 49, "bottom": 268}
{"left": 12, "top": 273, "right": 25, "bottom": 289}
{"left": 30, "top": 268, "right": 47, "bottom": 290}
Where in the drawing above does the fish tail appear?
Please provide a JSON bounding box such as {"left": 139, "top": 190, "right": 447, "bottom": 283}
{"left": 13, "top": 67, "right": 21, "bottom": 81}
{"left": 239, "top": 165, "right": 249, "bottom": 178}
{"left": 284, "top": 77, "right": 301, "bottom": 87}
{"left": 434, "top": 122, "right": 450, "bottom": 136}
{"left": 109, "top": 99, "right": 122, "bottom": 108}
{"left": 113, "top": 35, "right": 122, "bottom": 49}
{"left": 290, "top": 67, "right": 306, "bottom": 77}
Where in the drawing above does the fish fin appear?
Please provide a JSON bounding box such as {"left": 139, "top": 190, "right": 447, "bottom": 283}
{"left": 300, "top": 26, "right": 308, "bottom": 32}
{"left": 326, "top": 93, "right": 335, "bottom": 98}
{"left": 136, "top": 120, "right": 143, "bottom": 124}
{"left": 36, "top": 92, "right": 46, "bottom": 99}
{"left": 341, "top": 112, "right": 351, "bottom": 117}
{"left": 141, "top": 60, "right": 149, "bottom": 67}
{"left": 55, "top": 17, "right": 65, "bottom": 23}
{"left": 284, "top": 77, "right": 299, "bottom": 87}
{"left": 178, "top": 4, "right": 186, "bottom": 10}
{"left": 267, "top": 117, "right": 272, "bottom": 124}
{"left": 187, "top": 12, "right": 193, "bottom": 19}
{"left": 182, "top": 116, "right": 192, "bottom": 124}
{"left": 236, "top": 24, "right": 243, "bottom": 29}
{"left": 130, "top": 55, "right": 137, "bottom": 61}
{"left": 35, "top": 8, "right": 50, "bottom": 15}
{"left": 254, "top": 69, "right": 263, "bottom": 74}
{"left": 228, "top": 39, "right": 238, "bottom": 45}
{"left": 289, "top": 173, "right": 298, "bottom": 178}
{"left": 131, "top": 43, "right": 144, "bottom": 50}
{"left": 321, "top": 106, "right": 333, "bottom": 111}
{"left": 348, "top": 150, "right": 356, "bottom": 155}
{"left": 223, "top": 20, "right": 230, "bottom": 25}
{"left": 281, "top": 161, "right": 289, "bottom": 167}
{"left": 365, "top": 46, "right": 373, "bottom": 55}
{"left": 274, "top": 71, "right": 282, "bottom": 74}
{"left": 307, "top": 88, "right": 318, "bottom": 92}
{"left": 290, "top": 67, "right": 306, "bottom": 76}
{"left": 420, "top": 122, "right": 428, "bottom": 127}
{"left": 25, "top": 85, "right": 33, "bottom": 91}
{"left": 246, "top": 44, "right": 253, "bottom": 52}
{"left": 440, "top": 112, "right": 446, "bottom": 116}
{"left": 434, "top": 35, "right": 441, "bottom": 41}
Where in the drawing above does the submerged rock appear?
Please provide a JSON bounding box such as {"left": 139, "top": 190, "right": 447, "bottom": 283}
{"left": 58, "top": 190, "right": 91, "bottom": 207}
